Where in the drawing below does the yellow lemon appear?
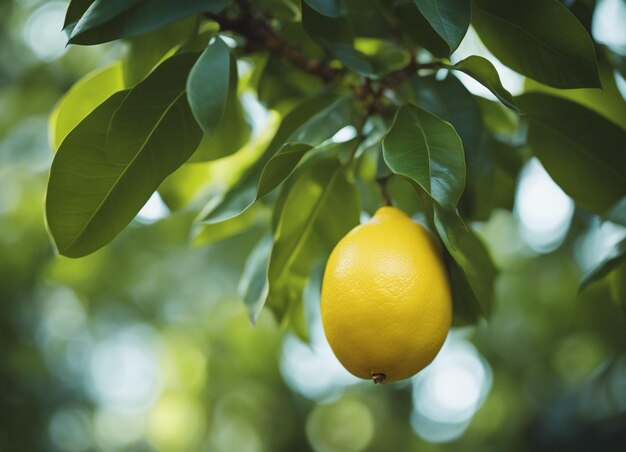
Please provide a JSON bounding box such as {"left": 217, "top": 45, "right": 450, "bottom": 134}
{"left": 321, "top": 206, "right": 452, "bottom": 383}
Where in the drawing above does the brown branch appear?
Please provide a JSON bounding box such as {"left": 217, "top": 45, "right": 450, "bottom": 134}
{"left": 205, "top": 10, "right": 341, "bottom": 82}
{"left": 205, "top": 7, "right": 445, "bottom": 105}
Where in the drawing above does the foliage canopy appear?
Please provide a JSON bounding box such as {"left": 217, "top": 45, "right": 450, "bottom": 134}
{"left": 46, "top": 0, "right": 626, "bottom": 332}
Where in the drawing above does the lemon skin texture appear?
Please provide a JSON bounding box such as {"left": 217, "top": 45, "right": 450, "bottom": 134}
{"left": 321, "top": 206, "right": 452, "bottom": 383}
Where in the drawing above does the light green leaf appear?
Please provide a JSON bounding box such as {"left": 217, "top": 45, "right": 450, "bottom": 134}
{"left": 472, "top": 0, "right": 600, "bottom": 88}
{"left": 580, "top": 238, "right": 626, "bottom": 291}
{"left": 49, "top": 62, "right": 124, "bottom": 150}
{"left": 450, "top": 55, "right": 518, "bottom": 111}
{"left": 239, "top": 235, "right": 273, "bottom": 323}
{"left": 266, "top": 158, "right": 360, "bottom": 319}
{"left": 200, "top": 95, "right": 354, "bottom": 223}
{"left": 257, "top": 143, "right": 313, "bottom": 200}
{"left": 383, "top": 104, "right": 466, "bottom": 212}
{"left": 69, "top": 0, "right": 228, "bottom": 45}
{"left": 192, "top": 204, "right": 271, "bottom": 248}
{"left": 186, "top": 37, "right": 230, "bottom": 137}
{"left": 413, "top": 0, "right": 470, "bottom": 52}
{"left": 516, "top": 93, "right": 626, "bottom": 214}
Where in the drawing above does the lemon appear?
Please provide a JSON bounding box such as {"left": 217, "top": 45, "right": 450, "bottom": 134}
{"left": 321, "top": 206, "right": 452, "bottom": 383}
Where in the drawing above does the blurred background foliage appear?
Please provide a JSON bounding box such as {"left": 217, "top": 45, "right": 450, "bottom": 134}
{"left": 1, "top": 0, "right": 626, "bottom": 451}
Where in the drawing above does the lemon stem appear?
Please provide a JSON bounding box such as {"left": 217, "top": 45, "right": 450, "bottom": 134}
{"left": 372, "top": 373, "right": 387, "bottom": 384}
{"left": 376, "top": 177, "right": 391, "bottom": 207}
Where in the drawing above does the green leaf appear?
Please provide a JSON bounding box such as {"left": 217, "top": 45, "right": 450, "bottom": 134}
{"left": 524, "top": 59, "right": 626, "bottom": 131}
{"left": 186, "top": 37, "right": 231, "bottom": 137}
{"left": 434, "top": 207, "right": 495, "bottom": 316}
{"left": 46, "top": 54, "right": 203, "bottom": 258}
{"left": 383, "top": 105, "right": 495, "bottom": 315}
{"left": 303, "top": 0, "right": 343, "bottom": 18}
{"left": 266, "top": 158, "right": 360, "bottom": 319}
{"left": 189, "top": 42, "right": 251, "bottom": 162}
{"left": 476, "top": 97, "right": 519, "bottom": 137}
{"left": 200, "top": 95, "right": 355, "bottom": 223}
{"left": 516, "top": 93, "right": 626, "bottom": 214}
{"left": 302, "top": 2, "right": 375, "bottom": 76}
{"left": 192, "top": 204, "right": 271, "bottom": 248}
{"left": 580, "top": 238, "right": 626, "bottom": 291}
{"left": 123, "top": 17, "right": 197, "bottom": 86}
{"left": 472, "top": 0, "right": 600, "bottom": 88}
{"left": 395, "top": 2, "right": 449, "bottom": 58}
{"left": 383, "top": 104, "right": 466, "bottom": 212}
{"left": 413, "top": 0, "right": 470, "bottom": 52}
{"left": 239, "top": 235, "right": 273, "bottom": 323}
{"left": 258, "top": 55, "right": 325, "bottom": 112}
{"left": 446, "top": 252, "right": 482, "bottom": 325}
{"left": 450, "top": 55, "right": 518, "bottom": 111}
{"left": 606, "top": 197, "right": 626, "bottom": 227}
{"left": 610, "top": 263, "right": 626, "bottom": 316}
{"left": 49, "top": 61, "right": 125, "bottom": 150}
{"left": 106, "top": 52, "right": 202, "bottom": 161}
{"left": 257, "top": 143, "right": 313, "bottom": 200}
{"left": 63, "top": 0, "right": 96, "bottom": 34}
{"left": 69, "top": 0, "right": 228, "bottom": 45}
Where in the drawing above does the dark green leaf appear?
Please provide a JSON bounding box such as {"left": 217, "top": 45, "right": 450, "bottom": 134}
{"left": 606, "top": 197, "right": 626, "bottom": 227}
{"left": 400, "top": 73, "right": 495, "bottom": 219}
{"left": 63, "top": 0, "right": 96, "bottom": 34}
{"left": 450, "top": 55, "right": 518, "bottom": 111}
{"left": 395, "top": 2, "right": 449, "bottom": 58}
{"left": 123, "top": 17, "right": 197, "bottom": 86}
{"left": 610, "top": 263, "right": 626, "bottom": 316}
{"left": 580, "top": 238, "right": 626, "bottom": 291}
{"left": 200, "top": 95, "right": 355, "bottom": 223}
{"left": 383, "top": 104, "right": 466, "bottom": 212}
{"left": 266, "top": 158, "right": 360, "bottom": 319}
{"left": 69, "top": 0, "right": 228, "bottom": 45}
{"left": 434, "top": 207, "right": 496, "bottom": 316}
{"left": 516, "top": 93, "right": 626, "bottom": 214}
{"left": 257, "top": 143, "right": 313, "bottom": 200}
{"left": 239, "top": 235, "right": 273, "bottom": 323}
{"left": 258, "top": 55, "right": 324, "bottom": 113}
{"left": 191, "top": 56, "right": 251, "bottom": 162}
{"left": 446, "top": 252, "right": 482, "bottom": 325}
{"left": 106, "top": 52, "right": 202, "bottom": 162}
{"left": 47, "top": 54, "right": 203, "bottom": 258}
{"left": 413, "top": 0, "right": 470, "bottom": 52}
{"left": 472, "top": 0, "right": 600, "bottom": 88}
{"left": 476, "top": 97, "right": 519, "bottom": 137}
{"left": 524, "top": 58, "right": 626, "bottom": 131}
{"left": 186, "top": 37, "right": 230, "bottom": 137}
{"left": 302, "top": 2, "right": 375, "bottom": 76}
{"left": 303, "top": 0, "right": 343, "bottom": 17}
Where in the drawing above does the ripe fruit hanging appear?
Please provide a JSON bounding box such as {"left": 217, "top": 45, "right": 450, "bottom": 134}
{"left": 321, "top": 206, "right": 452, "bottom": 383}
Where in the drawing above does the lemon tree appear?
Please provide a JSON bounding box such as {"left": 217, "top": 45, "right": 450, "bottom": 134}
{"left": 46, "top": 0, "right": 626, "bottom": 352}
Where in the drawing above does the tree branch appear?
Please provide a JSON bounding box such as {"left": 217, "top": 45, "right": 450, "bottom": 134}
{"left": 205, "top": 7, "right": 444, "bottom": 104}
{"left": 205, "top": 10, "right": 341, "bottom": 82}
